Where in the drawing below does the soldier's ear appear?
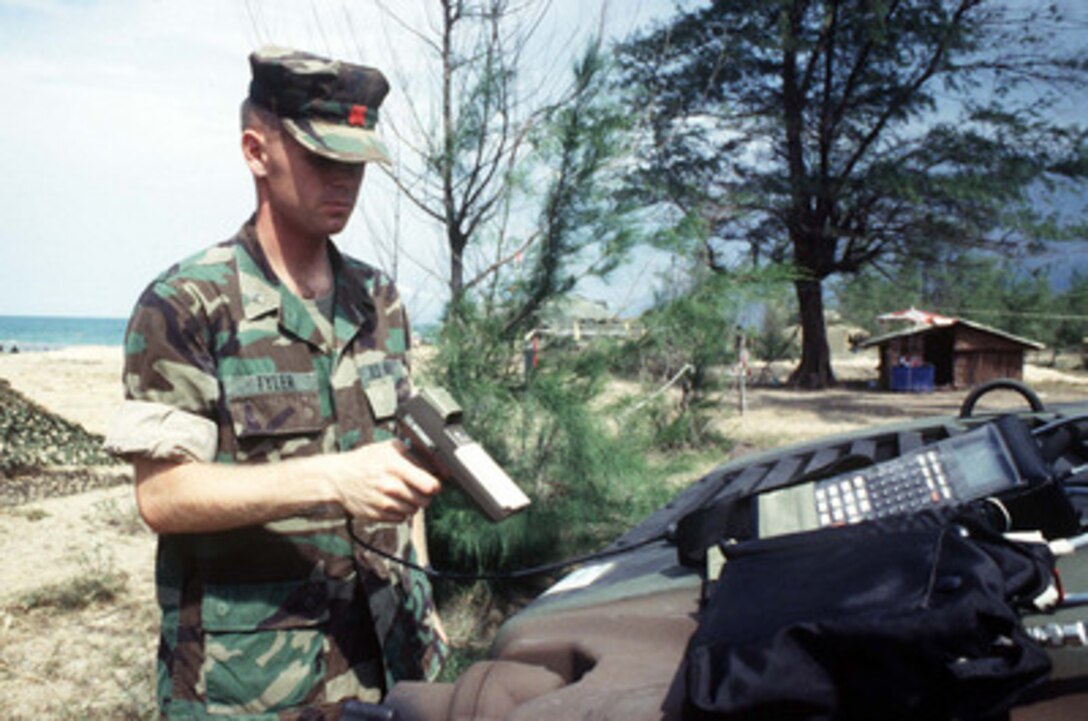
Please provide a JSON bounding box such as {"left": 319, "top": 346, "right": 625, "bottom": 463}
{"left": 242, "top": 128, "right": 271, "bottom": 178}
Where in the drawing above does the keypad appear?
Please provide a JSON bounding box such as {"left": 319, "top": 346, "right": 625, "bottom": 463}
{"left": 814, "top": 450, "right": 955, "bottom": 527}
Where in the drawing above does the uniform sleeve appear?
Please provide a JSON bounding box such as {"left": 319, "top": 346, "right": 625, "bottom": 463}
{"left": 105, "top": 278, "right": 221, "bottom": 462}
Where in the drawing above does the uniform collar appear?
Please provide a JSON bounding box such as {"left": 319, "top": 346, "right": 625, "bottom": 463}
{"left": 236, "top": 220, "right": 280, "bottom": 321}
{"left": 234, "top": 219, "right": 376, "bottom": 348}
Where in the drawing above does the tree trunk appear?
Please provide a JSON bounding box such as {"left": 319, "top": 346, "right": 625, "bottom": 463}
{"left": 442, "top": 0, "right": 460, "bottom": 303}
{"left": 789, "top": 277, "right": 836, "bottom": 389}
{"left": 781, "top": 8, "right": 834, "bottom": 391}
{"left": 449, "top": 230, "right": 465, "bottom": 302}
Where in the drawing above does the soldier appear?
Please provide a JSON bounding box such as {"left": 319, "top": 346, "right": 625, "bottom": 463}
{"left": 106, "top": 47, "right": 448, "bottom": 719}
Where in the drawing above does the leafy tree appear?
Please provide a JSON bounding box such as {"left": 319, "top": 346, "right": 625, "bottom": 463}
{"left": 835, "top": 264, "right": 925, "bottom": 335}
{"left": 372, "top": 0, "right": 549, "bottom": 301}
{"left": 498, "top": 42, "right": 642, "bottom": 334}
{"left": 618, "top": 0, "right": 1088, "bottom": 388}
{"left": 628, "top": 263, "right": 789, "bottom": 447}
{"left": 414, "top": 44, "right": 666, "bottom": 590}
{"left": 930, "top": 255, "right": 1056, "bottom": 343}
{"left": 752, "top": 288, "right": 800, "bottom": 366}
{"left": 638, "top": 270, "right": 738, "bottom": 397}
{"left": 372, "top": 0, "right": 638, "bottom": 317}
{"left": 420, "top": 299, "right": 672, "bottom": 595}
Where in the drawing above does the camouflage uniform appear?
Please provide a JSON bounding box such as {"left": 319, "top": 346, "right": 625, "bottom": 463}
{"left": 105, "top": 48, "right": 447, "bottom": 720}
{"left": 109, "top": 221, "right": 447, "bottom": 719}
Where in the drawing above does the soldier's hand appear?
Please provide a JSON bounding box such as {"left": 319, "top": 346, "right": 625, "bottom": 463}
{"left": 332, "top": 440, "right": 441, "bottom": 524}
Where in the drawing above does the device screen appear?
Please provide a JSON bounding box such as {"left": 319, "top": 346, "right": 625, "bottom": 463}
{"left": 943, "top": 427, "right": 1018, "bottom": 496}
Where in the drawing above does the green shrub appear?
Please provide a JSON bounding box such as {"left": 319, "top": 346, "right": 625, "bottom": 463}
{"left": 422, "top": 306, "right": 673, "bottom": 599}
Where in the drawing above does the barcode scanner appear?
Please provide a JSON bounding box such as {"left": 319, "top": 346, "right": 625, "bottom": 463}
{"left": 397, "top": 387, "right": 531, "bottom": 521}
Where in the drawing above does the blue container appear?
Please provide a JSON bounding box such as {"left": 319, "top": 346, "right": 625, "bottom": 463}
{"left": 891, "top": 364, "right": 935, "bottom": 393}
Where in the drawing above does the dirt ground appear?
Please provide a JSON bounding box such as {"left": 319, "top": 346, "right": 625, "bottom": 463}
{"left": 718, "top": 356, "right": 1088, "bottom": 452}
{"left": 2, "top": 347, "right": 1088, "bottom": 718}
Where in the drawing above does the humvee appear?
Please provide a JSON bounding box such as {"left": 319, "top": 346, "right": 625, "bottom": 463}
{"left": 380, "top": 380, "right": 1088, "bottom": 721}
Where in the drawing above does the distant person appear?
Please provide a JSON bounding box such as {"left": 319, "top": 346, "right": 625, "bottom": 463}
{"left": 106, "top": 47, "right": 447, "bottom": 720}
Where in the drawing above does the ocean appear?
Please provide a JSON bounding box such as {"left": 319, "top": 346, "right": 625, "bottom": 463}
{"left": 0, "top": 315, "right": 127, "bottom": 351}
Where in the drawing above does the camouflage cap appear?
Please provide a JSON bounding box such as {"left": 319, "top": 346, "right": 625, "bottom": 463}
{"left": 248, "top": 46, "right": 391, "bottom": 164}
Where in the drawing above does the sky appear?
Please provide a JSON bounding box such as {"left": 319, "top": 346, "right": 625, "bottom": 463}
{"left": 0, "top": 0, "right": 675, "bottom": 324}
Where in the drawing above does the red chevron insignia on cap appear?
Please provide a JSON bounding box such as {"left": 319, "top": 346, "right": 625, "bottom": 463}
{"left": 348, "top": 105, "right": 368, "bottom": 127}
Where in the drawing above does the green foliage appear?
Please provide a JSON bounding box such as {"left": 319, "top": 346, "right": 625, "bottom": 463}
{"left": 388, "top": 3, "right": 644, "bottom": 308}
{"left": 435, "top": 635, "right": 489, "bottom": 685}
{"left": 647, "top": 392, "right": 729, "bottom": 451}
{"left": 491, "top": 42, "right": 646, "bottom": 333}
{"left": 835, "top": 252, "right": 1088, "bottom": 355}
{"left": 422, "top": 303, "right": 672, "bottom": 597}
{"left": 617, "top": 0, "right": 1088, "bottom": 387}
{"left": 636, "top": 264, "right": 794, "bottom": 392}
{"left": 416, "top": 41, "right": 684, "bottom": 590}
{"left": 638, "top": 275, "right": 735, "bottom": 391}
{"left": 837, "top": 265, "right": 926, "bottom": 335}
{"left": 752, "top": 289, "right": 800, "bottom": 364}
{"left": 930, "top": 256, "right": 1055, "bottom": 343}
{"left": 616, "top": 263, "right": 792, "bottom": 448}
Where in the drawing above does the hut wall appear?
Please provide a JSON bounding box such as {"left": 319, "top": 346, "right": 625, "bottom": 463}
{"left": 953, "top": 350, "right": 1025, "bottom": 388}
{"left": 950, "top": 325, "right": 1026, "bottom": 388}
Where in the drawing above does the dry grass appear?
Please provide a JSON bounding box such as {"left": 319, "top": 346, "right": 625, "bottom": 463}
{"left": 649, "top": 355, "right": 1088, "bottom": 483}
{"left": 0, "top": 595, "right": 158, "bottom": 720}
{"left": 0, "top": 485, "right": 157, "bottom": 720}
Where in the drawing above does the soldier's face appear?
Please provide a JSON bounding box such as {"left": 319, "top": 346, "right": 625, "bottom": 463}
{"left": 256, "top": 128, "right": 366, "bottom": 239}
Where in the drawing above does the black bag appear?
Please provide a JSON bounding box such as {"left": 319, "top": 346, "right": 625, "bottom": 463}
{"left": 684, "top": 510, "right": 1055, "bottom": 720}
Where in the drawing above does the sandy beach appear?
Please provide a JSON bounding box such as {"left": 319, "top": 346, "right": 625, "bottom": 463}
{"left": 0, "top": 345, "right": 125, "bottom": 436}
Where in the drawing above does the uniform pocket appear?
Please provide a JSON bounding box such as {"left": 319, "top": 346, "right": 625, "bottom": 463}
{"left": 358, "top": 360, "right": 406, "bottom": 421}
{"left": 201, "top": 579, "right": 328, "bottom": 715}
{"left": 222, "top": 372, "right": 324, "bottom": 439}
